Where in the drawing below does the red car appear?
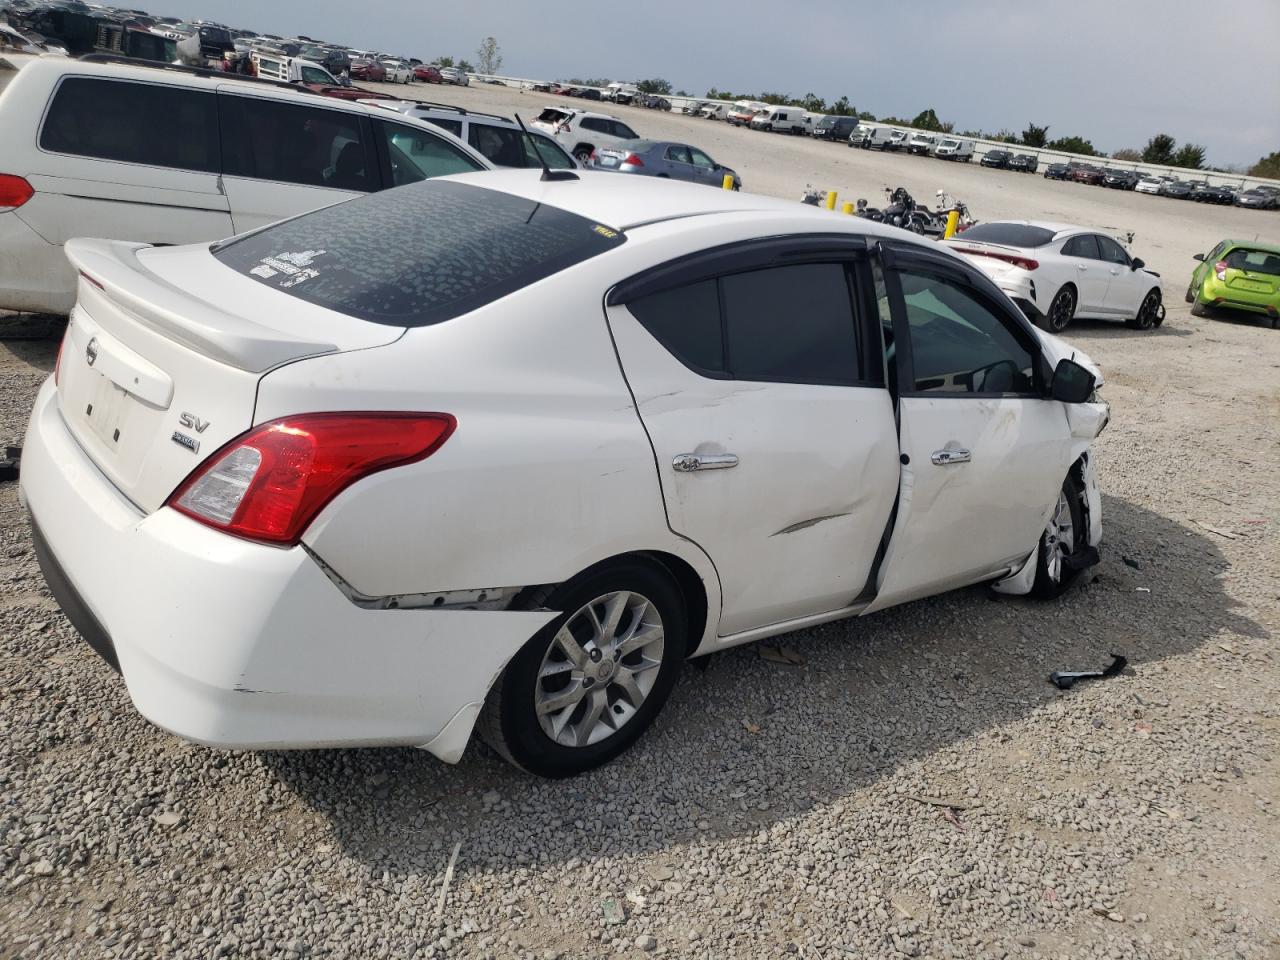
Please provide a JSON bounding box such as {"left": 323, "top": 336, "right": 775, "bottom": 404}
{"left": 306, "top": 84, "right": 395, "bottom": 102}
{"left": 1070, "top": 165, "right": 1105, "bottom": 186}
{"left": 349, "top": 59, "right": 387, "bottom": 82}
{"left": 413, "top": 64, "right": 442, "bottom": 83}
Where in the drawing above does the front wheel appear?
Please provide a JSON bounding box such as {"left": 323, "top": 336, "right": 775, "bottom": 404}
{"left": 1044, "top": 285, "right": 1077, "bottom": 333}
{"left": 1126, "top": 288, "right": 1162, "bottom": 330}
{"left": 1032, "top": 474, "right": 1088, "bottom": 599}
{"left": 478, "top": 562, "right": 686, "bottom": 777}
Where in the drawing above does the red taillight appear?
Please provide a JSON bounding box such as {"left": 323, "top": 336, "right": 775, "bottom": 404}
{"left": 950, "top": 247, "right": 1039, "bottom": 271}
{"left": 0, "top": 174, "right": 34, "bottom": 209}
{"left": 1214, "top": 260, "right": 1228, "bottom": 280}
{"left": 167, "top": 412, "right": 455, "bottom": 545}
{"left": 622, "top": 153, "right": 644, "bottom": 167}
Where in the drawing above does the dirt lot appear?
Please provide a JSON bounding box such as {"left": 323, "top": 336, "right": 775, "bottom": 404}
{"left": 0, "top": 80, "right": 1277, "bottom": 960}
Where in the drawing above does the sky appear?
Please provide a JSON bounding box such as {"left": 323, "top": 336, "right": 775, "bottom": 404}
{"left": 150, "top": 0, "right": 1279, "bottom": 168}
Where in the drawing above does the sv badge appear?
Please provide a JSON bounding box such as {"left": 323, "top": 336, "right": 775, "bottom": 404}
{"left": 179, "top": 412, "right": 210, "bottom": 434}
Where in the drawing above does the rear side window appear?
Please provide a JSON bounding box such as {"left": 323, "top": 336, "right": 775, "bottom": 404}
{"left": 466, "top": 123, "right": 572, "bottom": 169}
{"left": 213, "top": 179, "right": 626, "bottom": 327}
{"left": 220, "top": 95, "right": 372, "bottom": 191}
{"left": 612, "top": 121, "right": 638, "bottom": 139}
{"left": 1062, "top": 234, "right": 1101, "bottom": 259}
{"left": 419, "top": 115, "right": 464, "bottom": 137}
{"left": 626, "top": 263, "right": 861, "bottom": 384}
{"left": 536, "top": 108, "right": 569, "bottom": 125}
{"left": 40, "top": 77, "right": 219, "bottom": 173}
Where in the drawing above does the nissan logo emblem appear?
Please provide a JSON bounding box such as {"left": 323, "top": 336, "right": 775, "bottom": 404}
{"left": 85, "top": 337, "right": 99, "bottom": 367}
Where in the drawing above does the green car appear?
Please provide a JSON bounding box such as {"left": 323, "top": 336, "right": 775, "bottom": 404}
{"left": 1186, "top": 239, "right": 1280, "bottom": 328}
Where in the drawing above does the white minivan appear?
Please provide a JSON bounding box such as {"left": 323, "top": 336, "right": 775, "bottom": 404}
{"left": 849, "top": 124, "right": 894, "bottom": 150}
{"left": 0, "top": 58, "right": 491, "bottom": 315}
{"left": 750, "top": 105, "right": 805, "bottom": 134}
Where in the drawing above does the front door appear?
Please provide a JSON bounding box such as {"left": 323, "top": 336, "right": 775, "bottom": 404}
{"left": 867, "top": 246, "right": 1075, "bottom": 611}
{"left": 606, "top": 247, "right": 900, "bottom": 635}
{"left": 1095, "top": 234, "right": 1143, "bottom": 315}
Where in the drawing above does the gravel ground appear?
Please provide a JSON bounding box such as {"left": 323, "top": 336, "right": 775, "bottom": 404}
{"left": 1, "top": 81, "right": 1278, "bottom": 960}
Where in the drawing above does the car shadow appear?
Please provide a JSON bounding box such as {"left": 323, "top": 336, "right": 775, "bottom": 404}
{"left": 261, "top": 494, "right": 1263, "bottom": 877}
{"left": 1055, "top": 316, "right": 1193, "bottom": 340}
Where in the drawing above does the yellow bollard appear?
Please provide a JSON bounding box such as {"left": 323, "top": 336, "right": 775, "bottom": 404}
{"left": 841, "top": 201, "right": 854, "bottom": 215}
{"left": 825, "top": 190, "right": 838, "bottom": 211}
{"left": 722, "top": 173, "right": 735, "bottom": 190}
{"left": 944, "top": 210, "right": 960, "bottom": 239}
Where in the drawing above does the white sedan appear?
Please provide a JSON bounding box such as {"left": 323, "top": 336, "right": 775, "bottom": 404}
{"left": 944, "top": 221, "right": 1164, "bottom": 332}
{"left": 438, "top": 66, "right": 469, "bottom": 86}
{"left": 22, "top": 173, "right": 1108, "bottom": 777}
{"left": 379, "top": 58, "right": 413, "bottom": 84}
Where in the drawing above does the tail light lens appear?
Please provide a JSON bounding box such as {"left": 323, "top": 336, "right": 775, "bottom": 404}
{"left": 167, "top": 412, "right": 455, "bottom": 545}
{"left": 950, "top": 247, "right": 1039, "bottom": 271}
{"left": 1214, "top": 260, "right": 1228, "bottom": 280}
{"left": 623, "top": 153, "right": 644, "bottom": 167}
{"left": 0, "top": 174, "right": 34, "bottom": 209}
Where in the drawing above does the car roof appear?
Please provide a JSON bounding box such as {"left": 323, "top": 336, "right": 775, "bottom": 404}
{"left": 981, "top": 220, "right": 1100, "bottom": 240}
{"left": 1222, "top": 239, "right": 1280, "bottom": 255}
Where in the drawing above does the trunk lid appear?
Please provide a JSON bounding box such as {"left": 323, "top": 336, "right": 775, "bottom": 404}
{"left": 58, "top": 238, "right": 403, "bottom": 512}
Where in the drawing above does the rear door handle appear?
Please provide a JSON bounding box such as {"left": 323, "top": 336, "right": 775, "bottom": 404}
{"left": 673, "top": 453, "right": 738, "bottom": 473}
{"left": 931, "top": 448, "right": 971, "bottom": 465}
{"left": 1076, "top": 264, "right": 1087, "bottom": 271}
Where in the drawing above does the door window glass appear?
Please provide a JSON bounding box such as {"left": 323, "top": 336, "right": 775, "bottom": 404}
{"left": 221, "top": 96, "right": 371, "bottom": 190}
{"left": 378, "top": 121, "right": 485, "bottom": 186}
{"left": 627, "top": 280, "right": 723, "bottom": 373}
{"left": 665, "top": 145, "right": 692, "bottom": 163}
{"left": 40, "top": 77, "right": 219, "bottom": 173}
{"left": 1061, "top": 234, "right": 1100, "bottom": 259}
{"left": 1095, "top": 235, "right": 1131, "bottom": 266}
{"left": 580, "top": 117, "right": 607, "bottom": 134}
{"left": 688, "top": 147, "right": 715, "bottom": 168}
{"left": 612, "top": 121, "right": 639, "bottom": 139}
{"left": 897, "top": 270, "right": 1036, "bottom": 395}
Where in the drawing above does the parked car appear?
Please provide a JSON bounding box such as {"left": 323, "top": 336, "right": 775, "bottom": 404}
{"left": 1102, "top": 169, "right": 1138, "bottom": 190}
{"left": 1186, "top": 240, "right": 1280, "bottom": 326}
{"left": 981, "top": 149, "right": 1013, "bottom": 169}
{"left": 1192, "top": 183, "right": 1235, "bottom": 205}
{"left": 749, "top": 105, "right": 805, "bottom": 134}
{"left": 1008, "top": 154, "right": 1038, "bottom": 173}
{"left": 438, "top": 66, "right": 469, "bottom": 86}
{"left": 1135, "top": 175, "right": 1167, "bottom": 195}
{"left": 413, "top": 64, "right": 442, "bottom": 83}
{"left": 699, "top": 103, "right": 729, "bottom": 121}
{"left": 1071, "top": 165, "right": 1105, "bottom": 186}
{"left": 380, "top": 58, "right": 413, "bottom": 84}
{"left": 683, "top": 100, "right": 707, "bottom": 116}
{"left": 943, "top": 220, "right": 1164, "bottom": 332}
{"left": 812, "top": 115, "right": 857, "bottom": 142}
{"left": 363, "top": 100, "right": 577, "bottom": 170}
{"left": 574, "top": 88, "right": 603, "bottom": 101}
{"left": 726, "top": 99, "right": 767, "bottom": 126}
{"left": 640, "top": 95, "right": 671, "bottom": 111}
{"left": 604, "top": 82, "right": 639, "bottom": 105}
{"left": 905, "top": 132, "right": 938, "bottom": 155}
{"left": 934, "top": 137, "right": 974, "bottom": 162}
{"left": 591, "top": 139, "right": 739, "bottom": 189}
{"left": 529, "top": 81, "right": 552, "bottom": 92}
{"left": 849, "top": 123, "right": 894, "bottom": 150}
{"left": 296, "top": 43, "right": 349, "bottom": 78}
{"left": 23, "top": 172, "right": 1108, "bottom": 778}
{"left": 1235, "top": 185, "right": 1280, "bottom": 209}
{"left": 348, "top": 58, "right": 386, "bottom": 82}
{"left": 0, "top": 57, "right": 491, "bottom": 315}
{"left": 1043, "top": 162, "right": 1071, "bottom": 180}
{"left": 1160, "top": 179, "right": 1197, "bottom": 199}
{"left": 531, "top": 107, "right": 639, "bottom": 163}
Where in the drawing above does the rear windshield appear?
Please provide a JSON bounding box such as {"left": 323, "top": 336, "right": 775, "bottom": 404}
{"left": 213, "top": 180, "right": 626, "bottom": 327}
{"left": 954, "top": 223, "right": 1056, "bottom": 248}
{"left": 536, "top": 108, "right": 570, "bottom": 124}
{"left": 1225, "top": 248, "right": 1280, "bottom": 277}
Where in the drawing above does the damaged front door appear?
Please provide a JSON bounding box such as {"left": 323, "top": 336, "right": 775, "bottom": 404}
{"left": 606, "top": 253, "right": 900, "bottom": 636}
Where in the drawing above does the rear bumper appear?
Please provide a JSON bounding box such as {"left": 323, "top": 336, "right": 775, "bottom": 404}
{"left": 0, "top": 211, "right": 76, "bottom": 315}
{"left": 1198, "top": 278, "right": 1278, "bottom": 317}
{"left": 21, "top": 378, "right": 555, "bottom": 760}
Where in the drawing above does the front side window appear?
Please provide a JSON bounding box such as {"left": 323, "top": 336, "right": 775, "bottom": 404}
{"left": 378, "top": 120, "right": 483, "bottom": 186}
{"left": 896, "top": 270, "right": 1036, "bottom": 395}
{"left": 300, "top": 66, "right": 332, "bottom": 84}
{"left": 612, "top": 121, "right": 638, "bottom": 139}
{"left": 688, "top": 147, "right": 715, "bottom": 168}
{"left": 1096, "top": 236, "right": 1130, "bottom": 266}
{"left": 221, "top": 95, "right": 371, "bottom": 191}
{"left": 40, "top": 77, "right": 219, "bottom": 173}
{"left": 626, "top": 263, "right": 861, "bottom": 385}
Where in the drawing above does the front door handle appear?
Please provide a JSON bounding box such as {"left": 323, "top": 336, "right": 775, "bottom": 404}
{"left": 931, "top": 448, "right": 971, "bottom": 466}
{"left": 673, "top": 453, "right": 739, "bottom": 473}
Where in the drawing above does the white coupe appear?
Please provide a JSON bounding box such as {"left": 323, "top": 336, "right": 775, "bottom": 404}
{"left": 22, "top": 174, "right": 1108, "bottom": 777}
{"left": 944, "top": 221, "right": 1164, "bottom": 332}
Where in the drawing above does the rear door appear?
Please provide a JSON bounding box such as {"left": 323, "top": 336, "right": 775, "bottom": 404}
{"left": 23, "top": 75, "right": 232, "bottom": 245}
{"left": 867, "top": 245, "right": 1073, "bottom": 611}
{"left": 606, "top": 240, "right": 900, "bottom": 635}
{"left": 1058, "top": 234, "right": 1109, "bottom": 314}
{"left": 217, "top": 90, "right": 375, "bottom": 233}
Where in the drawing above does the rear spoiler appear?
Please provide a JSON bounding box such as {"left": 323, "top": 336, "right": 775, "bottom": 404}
{"left": 65, "top": 238, "right": 337, "bottom": 373}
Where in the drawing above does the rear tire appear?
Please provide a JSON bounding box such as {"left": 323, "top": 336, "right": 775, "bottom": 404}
{"left": 1043, "top": 285, "right": 1077, "bottom": 333}
{"left": 1190, "top": 298, "right": 1210, "bottom": 318}
{"left": 1032, "top": 473, "right": 1087, "bottom": 599}
{"left": 477, "top": 561, "right": 687, "bottom": 778}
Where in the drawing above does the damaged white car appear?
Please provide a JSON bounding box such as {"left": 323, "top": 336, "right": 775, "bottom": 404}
{"left": 22, "top": 172, "right": 1108, "bottom": 777}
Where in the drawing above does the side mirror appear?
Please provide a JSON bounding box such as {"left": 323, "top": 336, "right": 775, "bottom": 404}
{"left": 1050, "top": 358, "right": 1096, "bottom": 404}
{"left": 1192, "top": 253, "right": 1205, "bottom": 261}
{"left": 1131, "top": 257, "right": 1144, "bottom": 270}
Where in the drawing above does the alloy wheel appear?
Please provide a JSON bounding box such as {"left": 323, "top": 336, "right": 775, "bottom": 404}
{"left": 1048, "top": 289, "right": 1075, "bottom": 332}
{"left": 534, "top": 591, "right": 665, "bottom": 748}
{"left": 1043, "top": 489, "right": 1076, "bottom": 583}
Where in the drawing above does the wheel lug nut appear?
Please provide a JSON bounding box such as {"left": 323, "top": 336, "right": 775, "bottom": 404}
{"left": 584, "top": 677, "right": 594, "bottom": 687}
{"left": 589, "top": 648, "right": 602, "bottom": 662}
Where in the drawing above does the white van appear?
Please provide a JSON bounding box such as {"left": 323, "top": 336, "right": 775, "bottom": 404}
{"left": 906, "top": 132, "right": 938, "bottom": 155}
{"left": 699, "top": 103, "right": 729, "bottom": 121}
{"left": 799, "top": 111, "right": 825, "bottom": 135}
{"left": 727, "top": 99, "right": 768, "bottom": 126}
{"left": 0, "top": 58, "right": 491, "bottom": 315}
{"left": 849, "top": 124, "right": 894, "bottom": 150}
{"left": 750, "top": 105, "right": 805, "bottom": 134}
{"left": 934, "top": 137, "right": 975, "bottom": 162}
